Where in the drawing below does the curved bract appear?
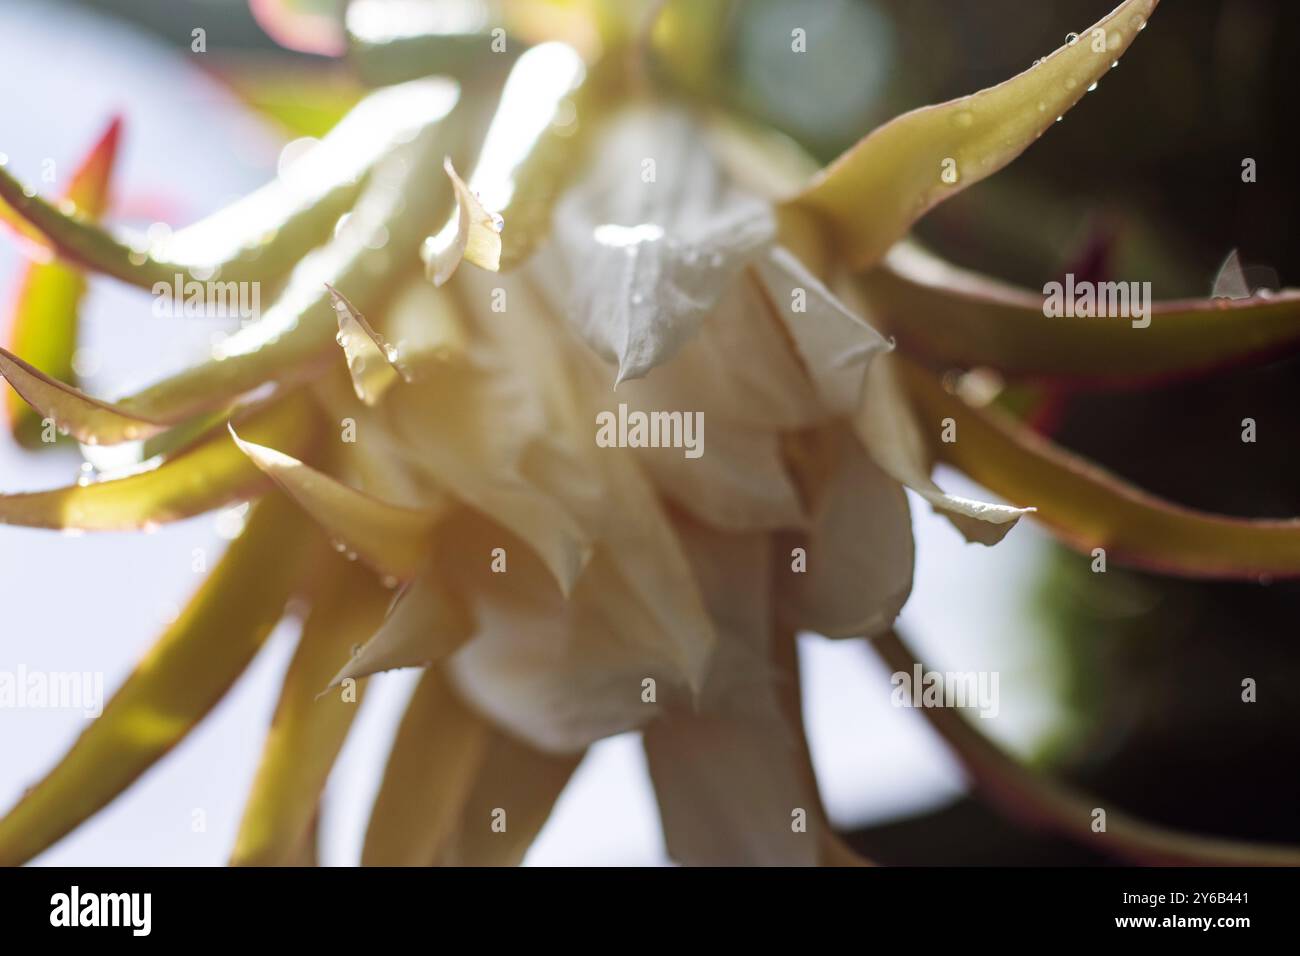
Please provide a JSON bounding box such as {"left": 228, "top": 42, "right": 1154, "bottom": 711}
{"left": 898, "top": 357, "right": 1300, "bottom": 579}
{"left": 0, "top": 79, "right": 461, "bottom": 290}
{"left": 0, "top": 346, "right": 173, "bottom": 445}
{"left": 863, "top": 243, "right": 1300, "bottom": 386}
{"left": 111, "top": 84, "right": 475, "bottom": 423}
{"left": 230, "top": 424, "right": 442, "bottom": 580}
{"left": 0, "top": 495, "right": 317, "bottom": 867}
{"left": 422, "top": 42, "right": 597, "bottom": 283}
{"left": 787, "top": 0, "right": 1160, "bottom": 269}
{"left": 0, "top": 392, "right": 317, "bottom": 531}
{"left": 875, "top": 631, "right": 1300, "bottom": 867}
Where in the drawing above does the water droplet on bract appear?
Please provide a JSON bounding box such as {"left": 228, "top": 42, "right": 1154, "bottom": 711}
{"left": 344, "top": 550, "right": 358, "bottom": 562}
{"left": 490, "top": 212, "right": 504, "bottom": 233}
{"left": 331, "top": 538, "right": 347, "bottom": 553}
{"left": 384, "top": 344, "right": 399, "bottom": 363}
{"left": 1087, "top": 81, "right": 1099, "bottom": 92}
{"left": 1055, "top": 115, "right": 1064, "bottom": 123}
{"left": 382, "top": 575, "right": 399, "bottom": 589}
{"left": 128, "top": 250, "right": 148, "bottom": 266}
{"left": 1065, "top": 31, "right": 1079, "bottom": 45}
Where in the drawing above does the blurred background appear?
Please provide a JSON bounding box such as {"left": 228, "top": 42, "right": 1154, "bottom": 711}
{"left": 1, "top": 0, "right": 1296, "bottom": 864}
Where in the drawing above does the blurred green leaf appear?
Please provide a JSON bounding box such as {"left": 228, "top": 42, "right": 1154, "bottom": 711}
{"left": 3, "top": 117, "right": 120, "bottom": 447}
